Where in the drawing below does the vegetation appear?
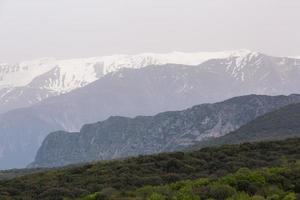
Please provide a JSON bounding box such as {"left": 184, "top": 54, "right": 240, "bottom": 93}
{"left": 192, "top": 103, "right": 300, "bottom": 149}
{"left": 82, "top": 164, "right": 300, "bottom": 200}
{"left": 31, "top": 95, "right": 300, "bottom": 169}
{"left": 0, "top": 168, "right": 48, "bottom": 181}
{"left": 0, "top": 138, "right": 299, "bottom": 199}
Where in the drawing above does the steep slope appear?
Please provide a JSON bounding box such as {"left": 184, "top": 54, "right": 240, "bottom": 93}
{"left": 0, "top": 59, "right": 55, "bottom": 89}
{"left": 200, "top": 53, "right": 300, "bottom": 95}
{"left": 0, "top": 50, "right": 251, "bottom": 89}
{"left": 1, "top": 50, "right": 299, "bottom": 113}
{"left": 29, "top": 94, "right": 300, "bottom": 168}
{"left": 0, "top": 50, "right": 243, "bottom": 113}
{"left": 192, "top": 102, "right": 300, "bottom": 149}
{"left": 1, "top": 138, "right": 299, "bottom": 199}
{"left": 1, "top": 51, "right": 300, "bottom": 169}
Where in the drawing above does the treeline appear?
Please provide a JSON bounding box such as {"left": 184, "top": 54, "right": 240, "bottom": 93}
{"left": 0, "top": 138, "right": 299, "bottom": 199}
{"left": 0, "top": 168, "right": 48, "bottom": 181}
{"left": 82, "top": 164, "right": 300, "bottom": 200}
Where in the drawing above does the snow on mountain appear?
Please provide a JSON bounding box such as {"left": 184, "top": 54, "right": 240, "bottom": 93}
{"left": 0, "top": 50, "right": 254, "bottom": 91}
{"left": 201, "top": 52, "right": 300, "bottom": 83}
{"left": 1, "top": 49, "right": 298, "bottom": 114}
{"left": 0, "top": 51, "right": 300, "bottom": 169}
{"left": 0, "top": 58, "right": 55, "bottom": 89}
{"left": 0, "top": 50, "right": 260, "bottom": 113}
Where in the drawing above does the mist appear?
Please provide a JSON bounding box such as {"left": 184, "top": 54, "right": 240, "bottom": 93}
{"left": 0, "top": 0, "right": 300, "bottom": 62}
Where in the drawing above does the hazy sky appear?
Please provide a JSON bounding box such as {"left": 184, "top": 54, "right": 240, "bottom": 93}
{"left": 0, "top": 0, "right": 300, "bottom": 62}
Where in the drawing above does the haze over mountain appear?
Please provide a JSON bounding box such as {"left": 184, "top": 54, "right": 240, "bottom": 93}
{"left": 0, "top": 50, "right": 252, "bottom": 114}
{"left": 192, "top": 102, "right": 300, "bottom": 149}
{"left": 29, "top": 94, "right": 300, "bottom": 168}
{"left": 1, "top": 50, "right": 300, "bottom": 169}
{"left": 1, "top": 1, "right": 299, "bottom": 199}
{"left": 0, "top": 50, "right": 300, "bottom": 114}
{"left": 2, "top": 0, "right": 300, "bottom": 62}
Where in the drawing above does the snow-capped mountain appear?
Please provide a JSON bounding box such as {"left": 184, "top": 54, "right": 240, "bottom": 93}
{"left": 0, "top": 50, "right": 250, "bottom": 89}
{"left": 1, "top": 50, "right": 300, "bottom": 169}
{"left": 0, "top": 50, "right": 259, "bottom": 113}
{"left": 201, "top": 52, "right": 300, "bottom": 87}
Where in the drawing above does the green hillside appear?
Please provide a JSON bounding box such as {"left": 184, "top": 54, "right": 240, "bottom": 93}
{"left": 0, "top": 168, "right": 47, "bottom": 181}
{"left": 82, "top": 164, "right": 300, "bottom": 200}
{"left": 0, "top": 138, "right": 299, "bottom": 199}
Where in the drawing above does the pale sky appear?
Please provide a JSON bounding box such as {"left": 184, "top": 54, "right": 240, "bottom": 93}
{"left": 0, "top": 0, "right": 300, "bottom": 62}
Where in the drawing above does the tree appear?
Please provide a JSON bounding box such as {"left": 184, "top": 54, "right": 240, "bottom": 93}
{"left": 148, "top": 193, "right": 166, "bottom": 200}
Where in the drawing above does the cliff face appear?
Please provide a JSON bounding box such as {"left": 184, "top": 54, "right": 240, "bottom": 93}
{"left": 192, "top": 102, "right": 300, "bottom": 149}
{"left": 30, "top": 94, "right": 300, "bottom": 168}
{"left": 3, "top": 52, "right": 300, "bottom": 170}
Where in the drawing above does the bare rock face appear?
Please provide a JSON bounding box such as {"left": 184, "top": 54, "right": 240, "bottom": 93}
{"left": 191, "top": 102, "right": 300, "bottom": 149}
{"left": 29, "top": 94, "right": 300, "bottom": 168}
{"left": 2, "top": 51, "right": 300, "bottom": 169}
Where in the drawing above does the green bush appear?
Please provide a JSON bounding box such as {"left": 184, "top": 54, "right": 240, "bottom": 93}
{"left": 1, "top": 138, "right": 300, "bottom": 199}
{"left": 148, "top": 193, "right": 166, "bottom": 200}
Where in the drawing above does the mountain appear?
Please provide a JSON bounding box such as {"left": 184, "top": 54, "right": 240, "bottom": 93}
{"left": 191, "top": 102, "right": 300, "bottom": 149}
{"left": 29, "top": 94, "right": 300, "bottom": 168}
{"left": 1, "top": 50, "right": 299, "bottom": 114}
{"left": 1, "top": 138, "right": 299, "bottom": 199}
{"left": 200, "top": 53, "right": 300, "bottom": 94}
{"left": 0, "top": 51, "right": 241, "bottom": 113}
{"left": 1, "top": 51, "right": 300, "bottom": 169}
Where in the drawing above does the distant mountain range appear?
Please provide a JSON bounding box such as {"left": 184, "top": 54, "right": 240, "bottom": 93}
{"left": 1, "top": 50, "right": 300, "bottom": 169}
{"left": 29, "top": 94, "right": 300, "bottom": 168}
{"left": 0, "top": 50, "right": 244, "bottom": 114}
{"left": 1, "top": 50, "right": 299, "bottom": 114}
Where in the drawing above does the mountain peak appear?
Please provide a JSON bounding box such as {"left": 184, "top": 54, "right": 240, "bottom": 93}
{"left": 0, "top": 50, "right": 299, "bottom": 114}
{"left": 228, "top": 49, "right": 261, "bottom": 58}
{"left": 0, "top": 50, "right": 262, "bottom": 91}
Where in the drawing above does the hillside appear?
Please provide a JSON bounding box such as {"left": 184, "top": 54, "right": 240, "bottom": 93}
{"left": 0, "top": 138, "right": 299, "bottom": 199}
{"left": 82, "top": 165, "right": 300, "bottom": 200}
{"left": 1, "top": 50, "right": 300, "bottom": 169}
{"left": 193, "top": 102, "right": 300, "bottom": 149}
{"left": 0, "top": 50, "right": 248, "bottom": 114}
{"left": 0, "top": 168, "right": 47, "bottom": 181}
{"left": 30, "top": 94, "right": 300, "bottom": 168}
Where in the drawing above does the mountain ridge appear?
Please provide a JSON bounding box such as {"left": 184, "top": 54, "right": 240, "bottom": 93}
{"left": 1, "top": 51, "right": 300, "bottom": 169}
{"left": 191, "top": 101, "right": 300, "bottom": 149}
{"left": 29, "top": 94, "right": 300, "bottom": 168}
{"left": 0, "top": 50, "right": 298, "bottom": 113}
